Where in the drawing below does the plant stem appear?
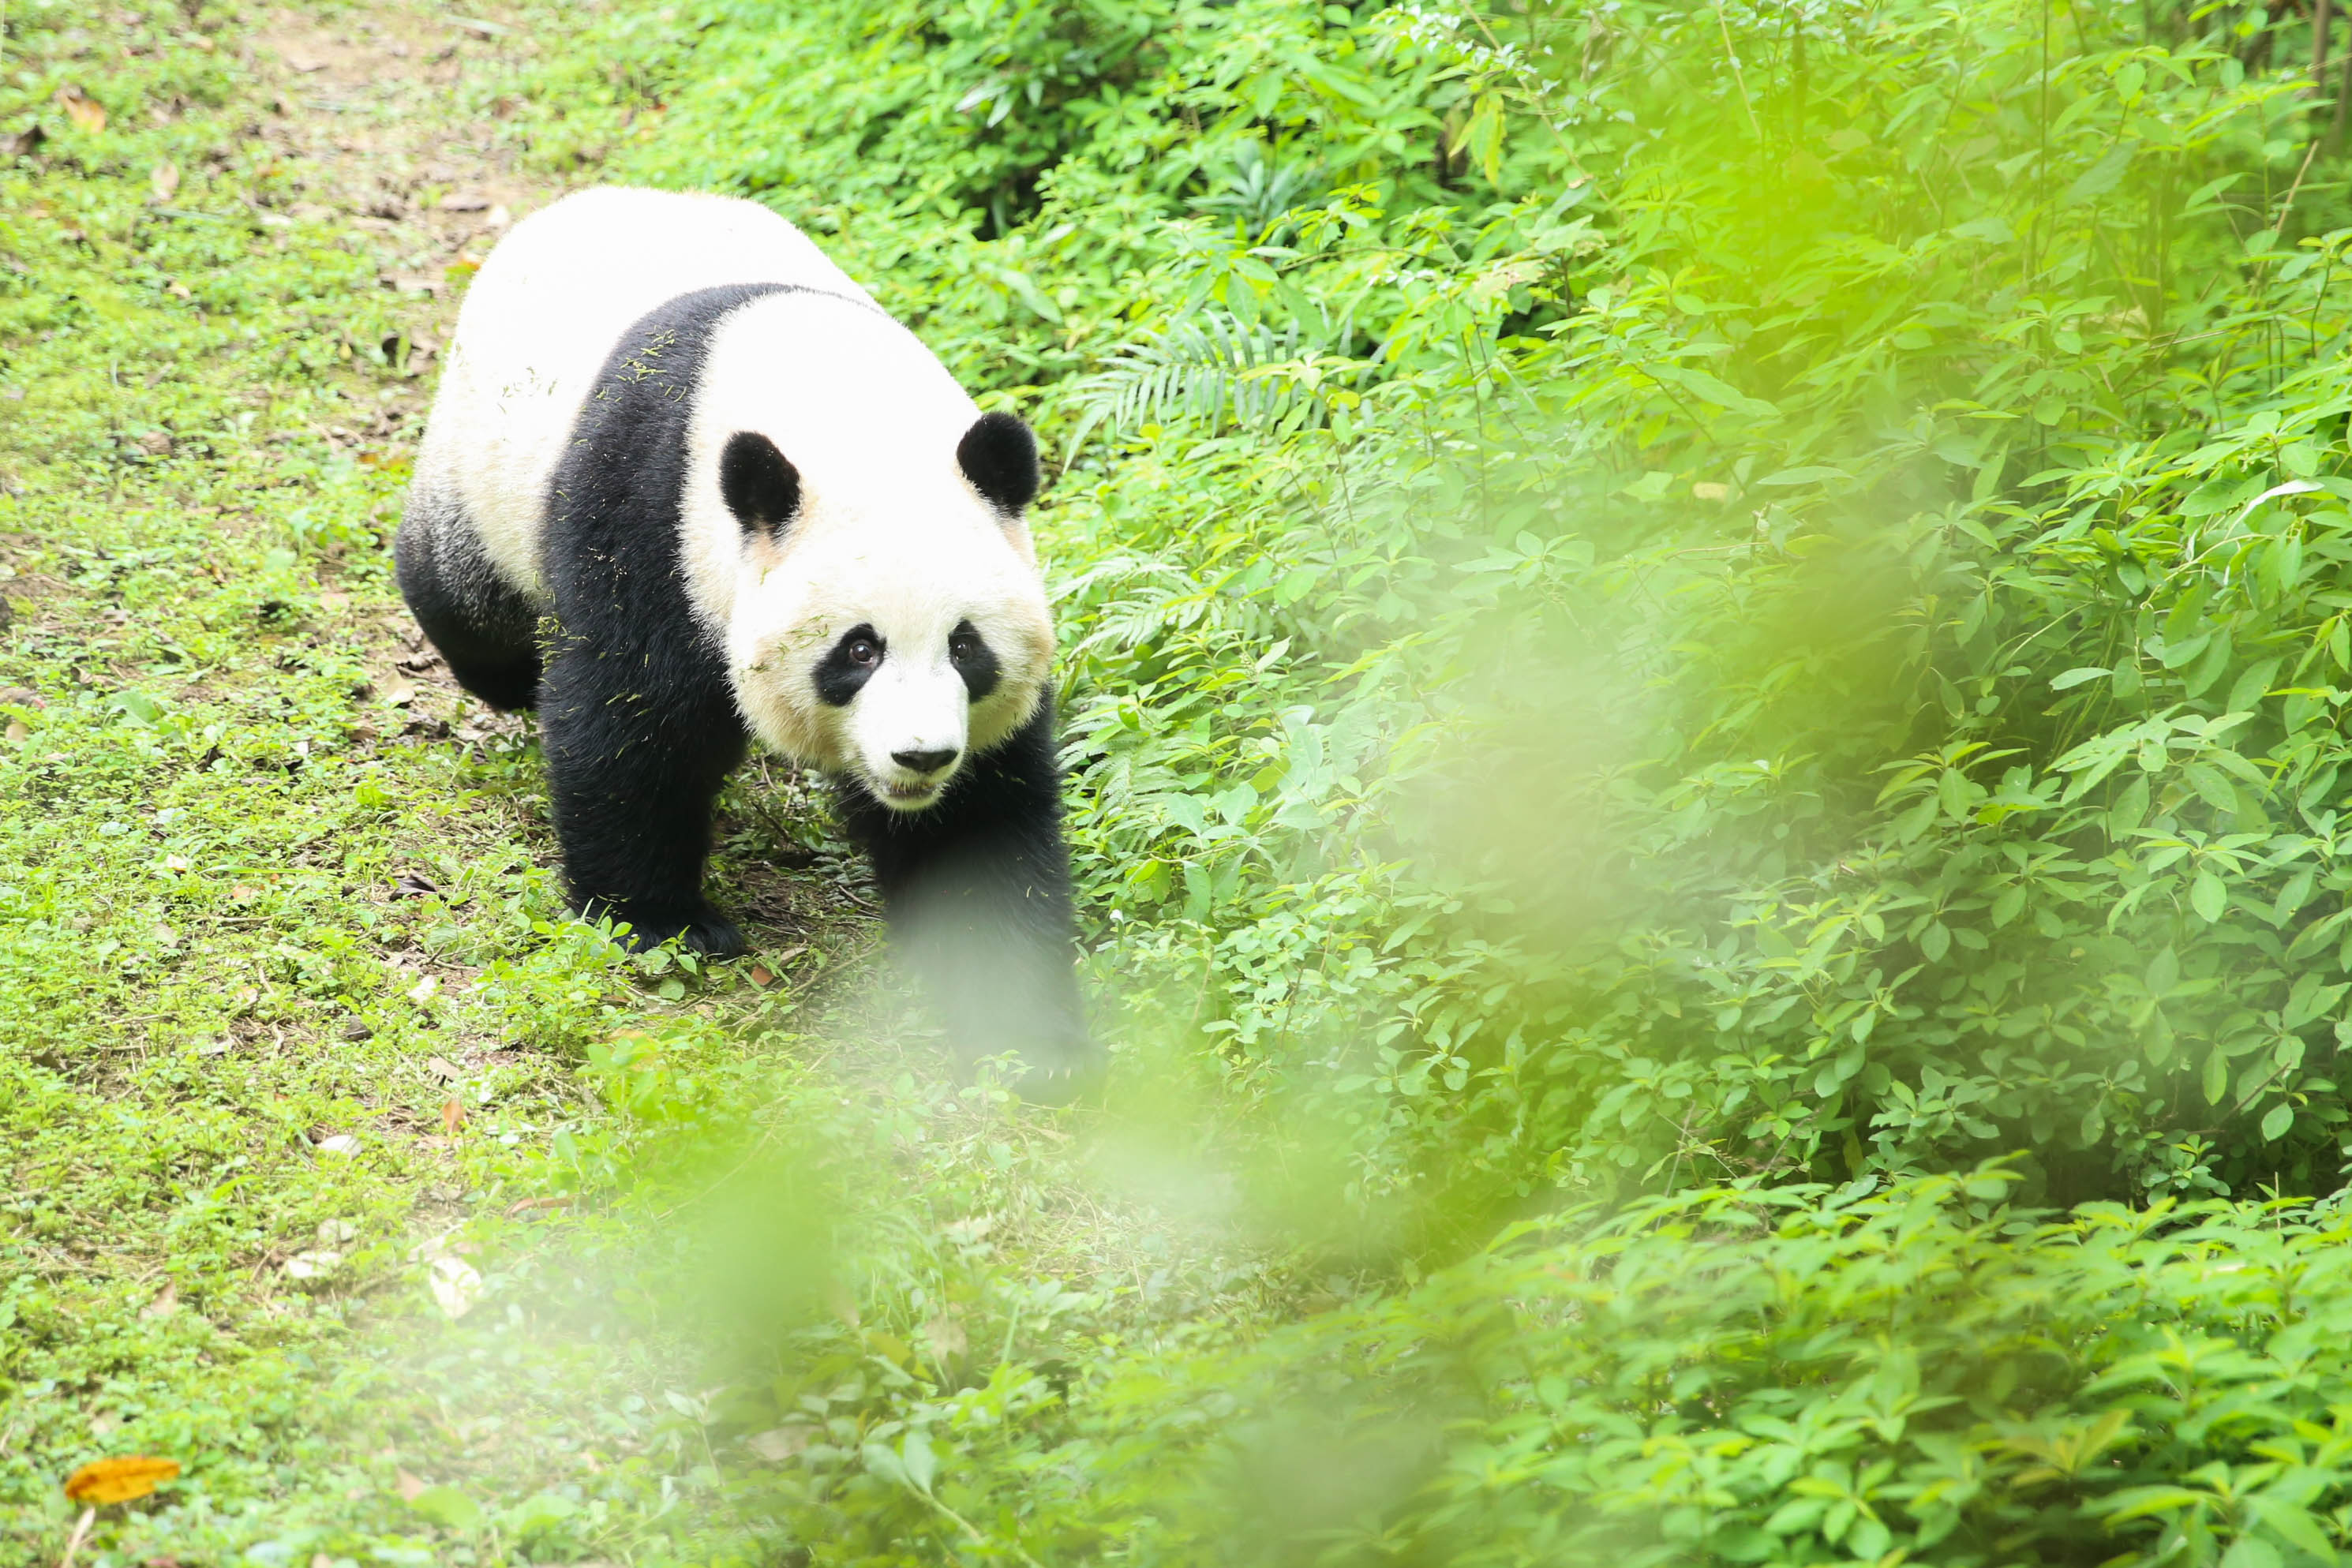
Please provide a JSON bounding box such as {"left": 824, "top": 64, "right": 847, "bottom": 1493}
{"left": 1714, "top": 2, "right": 1761, "bottom": 139}
{"left": 56, "top": 1508, "right": 95, "bottom": 1568}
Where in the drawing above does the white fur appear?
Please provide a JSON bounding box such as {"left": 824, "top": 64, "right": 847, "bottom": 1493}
{"left": 414, "top": 187, "right": 1054, "bottom": 808}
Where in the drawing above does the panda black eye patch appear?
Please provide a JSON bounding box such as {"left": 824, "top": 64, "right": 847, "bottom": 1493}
{"left": 949, "top": 619, "right": 1001, "bottom": 702}
{"left": 719, "top": 429, "right": 801, "bottom": 538}
{"left": 815, "top": 623, "right": 885, "bottom": 706}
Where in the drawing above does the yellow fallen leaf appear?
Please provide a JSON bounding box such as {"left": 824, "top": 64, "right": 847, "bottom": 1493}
{"left": 150, "top": 160, "right": 179, "bottom": 200}
{"left": 56, "top": 88, "right": 106, "bottom": 135}
{"left": 4, "top": 721, "right": 25, "bottom": 744}
{"left": 440, "top": 1096, "right": 466, "bottom": 1135}
{"left": 64, "top": 1455, "right": 179, "bottom": 1504}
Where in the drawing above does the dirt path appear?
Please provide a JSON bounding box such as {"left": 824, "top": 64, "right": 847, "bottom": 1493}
{"left": 246, "top": 2, "right": 556, "bottom": 342}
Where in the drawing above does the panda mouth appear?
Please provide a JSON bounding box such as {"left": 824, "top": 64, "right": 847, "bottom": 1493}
{"left": 880, "top": 779, "right": 942, "bottom": 806}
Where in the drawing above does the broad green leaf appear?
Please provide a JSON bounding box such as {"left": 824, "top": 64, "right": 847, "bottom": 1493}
{"left": 409, "top": 1486, "right": 484, "bottom": 1532}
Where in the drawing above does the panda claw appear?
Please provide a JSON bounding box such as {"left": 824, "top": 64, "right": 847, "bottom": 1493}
{"left": 597, "top": 904, "right": 747, "bottom": 960}
{"left": 976, "top": 1036, "right": 1105, "bottom": 1106}
{"left": 682, "top": 917, "right": 748, "bottom": 959}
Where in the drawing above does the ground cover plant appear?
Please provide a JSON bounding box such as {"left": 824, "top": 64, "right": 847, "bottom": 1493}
{"left": 28, "top": 0, "right": 2352, "bottom": 1563}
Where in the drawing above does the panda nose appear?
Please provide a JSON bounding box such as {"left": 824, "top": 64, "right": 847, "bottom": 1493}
{"left": 892, "top": 747, "right": 960, "bottom": 775}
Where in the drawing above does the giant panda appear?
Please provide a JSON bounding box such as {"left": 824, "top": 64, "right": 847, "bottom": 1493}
{"left": 395, "top": 186, "right": 1090, "bottom": 1083}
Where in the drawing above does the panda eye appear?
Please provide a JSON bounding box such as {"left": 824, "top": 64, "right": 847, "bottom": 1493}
{"left": 949, "top": 634, "right": 976, "bottom": 662}
{"left": 847, "top": 638, "right": 881, "bottom": 667}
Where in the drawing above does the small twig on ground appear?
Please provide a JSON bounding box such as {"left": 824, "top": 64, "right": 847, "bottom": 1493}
{"left": 56, "top": 1507, "right": 96, "bottom": 1568}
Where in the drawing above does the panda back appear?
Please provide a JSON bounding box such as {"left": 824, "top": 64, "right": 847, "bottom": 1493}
{"left": 415, "top": 188, "right": 878, "bottom": 597}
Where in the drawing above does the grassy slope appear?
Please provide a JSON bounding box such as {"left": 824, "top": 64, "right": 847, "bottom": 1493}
{"left": 0, "top": 6, "right": 1290, "bottom": 1564}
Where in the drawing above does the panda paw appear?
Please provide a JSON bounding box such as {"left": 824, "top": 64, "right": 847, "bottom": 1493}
{"left": 594, "top": 902, "right": 749, "bottom": 960}
{"left": 1016, "top": 1049, "right": 1105, "bottom": 1107}
{"left": 964, "top": 1033, "right": 1104, "bottom": 1106}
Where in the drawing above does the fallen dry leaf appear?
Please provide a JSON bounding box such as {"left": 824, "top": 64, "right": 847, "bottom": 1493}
{"left": 140, "top": 1282, "right": 178, "bottom": 1320}
{"left": 440, "top": 1097, "right": 466, "bottom": 1135}
{"left": 4, "top": 721, "right": 25, "bottom": 744}
{"left": 429, "top": 1254, "right": 482, "bottom": 1319}
{"left": 3, "top": 125, "right": 43, "bottom": 158}
{"left": 164, "top": 279, "right": 192, "bottom": 300}
{"left": 407, "top": 975, "right": 438, "bottom": 1005}
{"left": 437, "top": 189, "right": 492, "bottom": 212}
{"left": 229, "top": 884, "right": 260, "bottom": 904}
{"left": 163, "top": 855, "right": 189, "bottom": 872}
{"left": 391, "top": 872, "right": 440, "bottom": 898}
{"left": 283, "top": 1249, "right": 341, "bottom": 1281}
{"left": 55, "top": 88, "right": 105, "bottom": 135}
{"left": 317, "top": 1218, "right": 358, "bottom": 1245}
{"left": 923, "top": 1312, "right": 968, "bottom": 1364}
{"left": 824, "top": 1278, "right": 861, "bottom": 1327}
{"left": 64, "top": 1455, "right": 179, "bottom": 1504}
{"left": 747, "top": 964, "right": 775, "bottom": 988}
{"left": 395, "top": 1468, "right": 427, "bottom": 1502}
{"left": 314, "top": 1133, "right": 361, "bottom": 1157}
{"left": 745, "top": 1426, "right": 811, "bottom": 1462}
{"left": 149, "top": 160, "right": 179, "bottom": 200}
{"left": 425, "top": 1055, "right": 462, "bottom": 1082}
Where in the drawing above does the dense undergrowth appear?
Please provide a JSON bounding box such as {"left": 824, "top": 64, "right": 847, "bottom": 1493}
{"left": 26, "top": 0, "right": 2352, "bottom": 1562}
{"left": 575, "top": 0, "right": 2352, "bottom": 1211}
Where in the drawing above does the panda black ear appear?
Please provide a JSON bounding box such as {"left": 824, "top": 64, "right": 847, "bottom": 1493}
{"left": 720, "top": 431, "right": 801, "bottom": 538}
{"left": 957, "top": 411, "right": 1039, "bottom": 517}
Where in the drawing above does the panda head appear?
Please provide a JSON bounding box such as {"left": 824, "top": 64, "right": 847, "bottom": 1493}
{"left": 713, "top": 410, "right": 1056, "bottom": 812}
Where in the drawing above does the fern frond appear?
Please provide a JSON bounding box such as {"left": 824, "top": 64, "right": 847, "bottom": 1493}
{"left": 1066, "top": 307, "right": 1359, "bottom": 455}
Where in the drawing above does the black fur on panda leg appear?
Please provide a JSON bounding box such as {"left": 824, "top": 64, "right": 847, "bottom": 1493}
{"left": 833, "top": 694, "right": 1097, "bottom": 1098}
{"left": 538, "top": 639, "right": 751, "bottom": 958}
{"left": 393, "top": 488, "right": 543, "bottom": 713}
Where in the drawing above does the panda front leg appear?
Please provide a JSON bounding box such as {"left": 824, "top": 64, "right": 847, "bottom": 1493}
{"left": 538, "top": 643, "right": 750, "bottom": 957}
{"left": 836, "top": 696, "right": 1095, "bottom": 1095}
